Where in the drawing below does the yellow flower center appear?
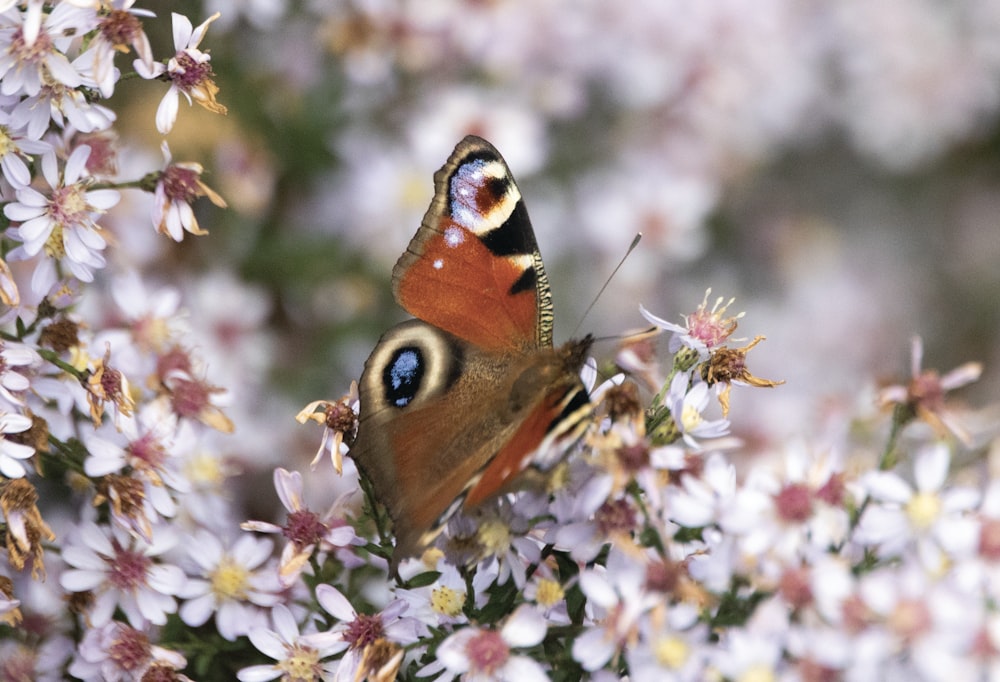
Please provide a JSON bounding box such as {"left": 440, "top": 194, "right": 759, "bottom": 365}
{"left": 62, "top": 185, "right": 88, "bottom": 215}
{"left": 209, "top": 556, "right": 249, "bottom": 601}
{"left": 680, "top": 403, "right": 702, "bottom": 432}
{"left": 277, "top": 643, "right": 321, "bottom": 681}
{"left": 184, "top": 452, "right": 224, "bottom": 487}
{"left": 546, "top": 460, "right": 570, "bottom": 494}
{"left": 134, "top": 315, "right": 172, "bottom": 352}
{"left": 534, "top": 578, "right": 565, "bottom": 608}
{"left": 653, "top": 636, "right": 689, "bottom": 669}
{"left": 905, "top": 491, "right": 941, "bottom": 530}
{"left": 477, "top": 519, "right": 511, "bottom": 554}
{"left": 43, "top": 224, "right": 65, "bottom": 258}
{"left": 738, "top": 664, "right": 776, "bottom": 682}
{"left": 0, "top": 126, "right": 14, "bottom": 156}
{"left": 430, "top": 586, "right": 464, "bottom": 618}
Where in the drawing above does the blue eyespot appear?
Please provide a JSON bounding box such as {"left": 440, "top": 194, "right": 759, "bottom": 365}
{"left": 384, "top": 347, "right": 423, "bottom": 407}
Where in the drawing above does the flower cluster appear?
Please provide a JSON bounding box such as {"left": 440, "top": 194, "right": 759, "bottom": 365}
{"left": 0, "top": 2, "right": 997, "bottom": 682}
{"left": 0, "top": 2, "right": 255, "bottom": 679}
{"left": 267, "top": 289, "right": 994, "bottom": 681}
{"left": 0, "top": 2, "right": 227, "bottom": 308}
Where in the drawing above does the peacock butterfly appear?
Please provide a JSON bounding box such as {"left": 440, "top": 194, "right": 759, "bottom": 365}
{"left": 350, "top": 135, "right": 593, "bottom": 567}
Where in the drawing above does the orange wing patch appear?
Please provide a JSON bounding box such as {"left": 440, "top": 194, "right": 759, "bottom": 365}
{"left": 395, "top": 221, "right": 538, "bottom": 351}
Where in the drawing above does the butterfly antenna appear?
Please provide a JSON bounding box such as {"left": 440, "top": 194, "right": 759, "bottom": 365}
{"left": 572, "top": 233, "right": 642, "bottom": 338}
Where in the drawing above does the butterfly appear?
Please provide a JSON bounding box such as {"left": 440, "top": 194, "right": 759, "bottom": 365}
{"left": 350, "top": 135, "right": 594, "bottom": 568}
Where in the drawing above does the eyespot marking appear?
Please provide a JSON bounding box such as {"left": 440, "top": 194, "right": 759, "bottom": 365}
{"left": 384, "top": 347, "right": 423, "bottom": 407}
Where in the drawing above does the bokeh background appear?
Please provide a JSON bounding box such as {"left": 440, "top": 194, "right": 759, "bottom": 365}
{"left": 107, "top": 0, "right": 1000, "bottom": 494}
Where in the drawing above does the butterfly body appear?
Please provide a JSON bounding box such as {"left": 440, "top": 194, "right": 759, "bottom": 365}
{"left": 351, "top": 136, "right": 592, "bottom": 565}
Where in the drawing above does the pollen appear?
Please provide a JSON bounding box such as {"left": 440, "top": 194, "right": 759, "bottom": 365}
{"left": 774, "top": 483, "right": 813, "bottom": 523}
{"left": 680, "top": 403, "right": 703, "bottom": 432}
{"left": 277, "top": 643, "right": 322, "bottom": 681}
{"left": 160, "top": 163, "right": 203, "bottom": 203}
{"left": 466, "top": 629, "right": 509, "bottom": 675}
{"left": 430, "top": 585, "right": 464, "bottom": 617}
{"left": 533, "top": 578, "right": 564, "bottom": 608}
{"left": 10, "top": 25, "right": 53, "bottom": 63}
{"left": 653, "top": 635, "right": 689, "bottom": 669}
{"left": 595, "top": 499, "right": 637, "bottom": 535}
{"left": 50, "top": 184, "right": 89, "bottom": 224}
{"left": 108, "top": 626, "right": 152, "bottom": 672}
{"left": 0, "top": 126, "right": 14, "bottom": 156}
{"left": 905, "top": 491, "right": 942, "bottom": 530}
{"left": 738, "top": 663, "right": 776, "bottom": 682}
{"left": 477, "top": 518, "right": 511, "bottom": 554}
{"left": 100, "top": 9, "right": 143, "bottom": 49}
{"left": 283, "top": 509, "right": 327, "bottom": 548}
{"left": 184, "top": 451, "right": 224, "bottom": 486}
{"left": 686, "top": 289, "right": 743, "bottom": 348}
{"left": 107, "top": 545, "right": 151, "bottom": 590}
{"left": 210, "top": 556, "right": 250, "bottom": 600}
{"left": 43, "top": 224, "right": 66, "bottom": 259}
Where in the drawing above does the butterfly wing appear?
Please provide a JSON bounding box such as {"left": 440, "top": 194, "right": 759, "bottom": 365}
{"left": 353, "top": 320, "right": 591, "bottom": 563}
{"left": 392, "top": 135, "right": 554, "bottom": 351}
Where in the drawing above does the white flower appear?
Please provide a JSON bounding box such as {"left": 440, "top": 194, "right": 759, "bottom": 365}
{"left": 667, "top": 452, "right": 738, "bottom": 528}
{"left": 668, "top": 372, "right": 730, "bottom": 448}
{"left": 710, "top": 627, "right": 783, "bottom": 682}
{"left": 626, "top": 604, "right": 708, "bottom": 682}
{"left": 572, "top": 548, "right": 660, "bottom": 671}
{"left": 81, "top": 404, "right": 185, "bottom": 542}
{"left": 84, "top": 0, "right": 156, "bottom": 98}
{"left": 59, "top": 521, "right": 186, "bottom": 628}
{"left": 3, "top": 146, "right": 119, "bottom": 295}
{"left": 178, "top": 531, "right": 281, "bottom": 641}
{"left": 314, "top": 583, "right": 424, "bottom": 681}
{"left": 152, "top": 141, "right": 226, "bottom": 241}
{"left": 577, "top": 158, "right": 715, "bottom": 265}
{"left": 9, "top": 82, "right": 116, "bottom": 140}
{"left": 640, "top": 290, "right": 743, "bottom": 357}
{"left": 545, "top": 456, "right": 614, "bottom": 562}
{"left": 0, "top": 1, "right": 90, "bottom": 97}
{"left": 241, "top": 467, "right": 361, "bottom": 587}
{"left": 396, "top": 558, "right": 495, "bottom": 629}
{"left": 110, "top": 271, "right": 186, "bottom": 353}
{"left": 858, "top": 442, "right": 980, "bottom": 567}
{"left": 434, "top": 604, "right": 549, "bottom": 681}
{"left": 0, "top": 112, "right": 50, "bottom": 186}
{"left": 0, "top": 341, "right": 39, "bottom": 407}
{"left": 137, "top": 12, "right": 226, "bottom": 134}
{"left": 68, "top": 620, "right": 187, "bottom": 682}
{"left": 0, "top": 412, "right": 35, "bottom": 478}
{"left": 467, "top": 496, "right": 542, "bottom": 588}
{"left": 238, "top": 604, "right": 344, "bottom": 682}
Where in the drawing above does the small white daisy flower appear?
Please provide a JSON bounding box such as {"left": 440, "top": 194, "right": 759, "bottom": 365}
{"left": 59, "top": 521, "right": 186, "bottom": 628}
{"left": 178, "top": 531, "right": 281, "bottom": 641}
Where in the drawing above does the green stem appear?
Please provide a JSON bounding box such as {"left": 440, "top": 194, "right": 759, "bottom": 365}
{"left": 36, "top": 348, "right": 89, "bottom": 383}
{"left": 846, "top": 403, "right": 912, "bottom": 538}
{"left": 90, "top": 171, "right": 162, "bottom": 193}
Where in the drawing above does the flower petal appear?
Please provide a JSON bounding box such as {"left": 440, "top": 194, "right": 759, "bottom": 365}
{"left": 501, "top": 605, "right": 546, "bottom": 648}
{"left": 315, "top": 584, "right": 356, "bottom": 622}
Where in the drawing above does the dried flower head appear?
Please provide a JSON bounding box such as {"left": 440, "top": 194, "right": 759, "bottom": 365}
{"left": 86, "top": 344, "right": 136, "bottom": 427}
{"left": 700, "top": 336, "right": 783, "bottom": 416}
{"left": 878, "top": 336, "right": 983, "bottom": 444}
{"left": 1, "top": 477, "right": 55, "bottom": 579}
{"left": 296, "top": 381, "right": 360, "bottom": 473}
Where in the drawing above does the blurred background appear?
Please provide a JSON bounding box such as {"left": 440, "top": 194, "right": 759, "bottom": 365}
{"left": 104, "top": 0, "right": 1000, "bottom": 488}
